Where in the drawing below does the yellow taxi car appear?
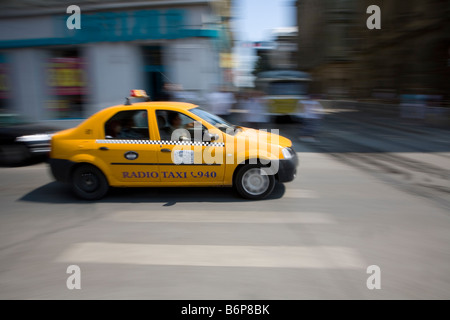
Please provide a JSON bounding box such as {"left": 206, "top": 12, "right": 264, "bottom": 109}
{"left": 49, "top": 90, "right": 298, "bottom": 200}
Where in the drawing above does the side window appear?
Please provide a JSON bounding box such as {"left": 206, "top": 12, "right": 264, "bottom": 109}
{"left": 156, "top": 110, "right": 205, "bottom": 142}
{"left": 104, "top": 110, "right": 149, "bottom": 140}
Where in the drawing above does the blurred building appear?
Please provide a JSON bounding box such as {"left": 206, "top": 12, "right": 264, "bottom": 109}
{"left": 296, "top": 0, "right": 450, "bottom": 102}
{"left": 352, "top": 0, "right": 449, "bottom": 102}
{"left": 233, "top": 41, "right": 260, "bottom": 88}
{"left": 253, "top": 28, "right": 298, "bottom": 76}
{"left": 269, "top": 27, "right": 298, "bottom": 70}
{"left": 0, "top": 0, "right": 232, "bottom": 124}
{"left": 296, "top": 0, "right": 356, "bottom": 97}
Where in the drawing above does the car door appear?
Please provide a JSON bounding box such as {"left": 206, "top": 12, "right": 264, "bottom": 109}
{"left": 154, "top": 109, "right": 225, "bottom": 185}
{"left": 94, "top": 109, "right": 161, "bottom": 184}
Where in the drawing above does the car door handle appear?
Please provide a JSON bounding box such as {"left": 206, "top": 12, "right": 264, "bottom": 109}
{"left": 160, "top": 148, "right": 171, "bottom": 153}
{"left": 99, "top": 147, "right": 109, "bottom": 151}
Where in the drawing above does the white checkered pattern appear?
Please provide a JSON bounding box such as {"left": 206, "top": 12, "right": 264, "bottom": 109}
{"left": 96, "top": 139, "right": 225, "bottom": 147}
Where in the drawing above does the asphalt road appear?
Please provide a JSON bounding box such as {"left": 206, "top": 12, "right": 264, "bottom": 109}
{"left": 0, "top": 112, "right": 449, "bottom": 299}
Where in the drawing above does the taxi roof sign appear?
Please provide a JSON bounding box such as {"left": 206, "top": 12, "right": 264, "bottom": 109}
{"left": 125, "top": 89, "right": 151, "bottom": 105}
{"left": 130, "top": 89, "right": 148, "bottom": 98}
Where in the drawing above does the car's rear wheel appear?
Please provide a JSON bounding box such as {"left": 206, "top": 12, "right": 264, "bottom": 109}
{"left": 234, "top": 164, "right": 276, "bottom": 200}
{"left": 71, "top": 164, "right": 109, "bottom": 200}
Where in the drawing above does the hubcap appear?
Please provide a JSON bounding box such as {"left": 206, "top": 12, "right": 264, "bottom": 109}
{"left": 242, "top": 168, "right": 270, "bottom": 196}
{"left": 78, "top": 172, "right": 99, "bottom": 192}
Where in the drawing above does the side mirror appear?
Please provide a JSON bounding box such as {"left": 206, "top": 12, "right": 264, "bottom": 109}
{"left": 203, "top": 132, "right": 219, "bottom": 142}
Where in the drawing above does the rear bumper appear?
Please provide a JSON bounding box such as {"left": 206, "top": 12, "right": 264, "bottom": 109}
{"left": 48, "top": 158, "right": 76, "bottom": 183}
{"left": 277, "top": 150, "right": 298, "bottom": 183}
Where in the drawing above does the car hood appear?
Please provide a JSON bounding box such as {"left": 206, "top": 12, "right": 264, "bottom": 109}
{"left": 232, "top": 127, "right": 292, "bottom": 149}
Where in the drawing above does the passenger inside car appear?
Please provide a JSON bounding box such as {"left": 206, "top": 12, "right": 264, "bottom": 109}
{"left": 117, "top": 118, "right": 144, "bottom": 139}
{"left": 105, "top": 120, "right": 122, "bottom": 138}
{"left": 105, "top": 110, "right": 149, "bottom": 140}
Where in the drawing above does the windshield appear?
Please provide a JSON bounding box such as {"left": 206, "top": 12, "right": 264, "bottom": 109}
{"left": 189, "top": 107, "right": 239, "bottom": 134}
{"left": 0, "top": 114, "right": 30, "bottom": 127}
{"left": 268, "top": 81, "right": 309, "bottom": 96}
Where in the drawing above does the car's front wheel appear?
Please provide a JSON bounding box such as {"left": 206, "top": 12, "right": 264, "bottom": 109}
{"left": 234, "top": 164, "right": 276, "bottom": 200}
{"left": 0, "top": 144, "right": 30, "bottom": 166}
{"left": 71, "top": 164, "right": 109, "bottom": 200}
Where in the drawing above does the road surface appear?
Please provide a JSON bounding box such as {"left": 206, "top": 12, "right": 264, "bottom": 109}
{"left": 0, "top": 111, "right": 449, "bottom": 299}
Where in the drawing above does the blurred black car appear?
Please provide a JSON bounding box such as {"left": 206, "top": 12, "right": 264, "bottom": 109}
{"left": 0, "top": 113, "right": 56, "bottom": 165}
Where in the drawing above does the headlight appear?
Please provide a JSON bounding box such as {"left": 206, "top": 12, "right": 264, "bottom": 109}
{"left": 282, "top": 147, "right": 293, "bottom": 159}
{"left": 16, "top": 134, "right": 52, "bottom": 142}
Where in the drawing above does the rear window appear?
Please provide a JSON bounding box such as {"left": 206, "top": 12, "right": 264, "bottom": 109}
{"left": 104, "top": 110, "right": 149, "bottom": 140}
{"left": 268, "top": 81, "right": 309, "bottom": 96}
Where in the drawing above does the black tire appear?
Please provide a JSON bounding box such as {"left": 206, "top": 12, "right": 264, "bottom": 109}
{"left": 71, "top": 164, "right": 109, "bottom": 200}
{"left": 234, "top": 164, "right": 276, "bottom": 200}
{"left": 0, "top": 144, "right": 30, "bottom": 166}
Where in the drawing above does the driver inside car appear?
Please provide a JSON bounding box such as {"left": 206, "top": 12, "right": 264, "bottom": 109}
{"left": 164, "top": 112, "right": 196, "bottom": 141}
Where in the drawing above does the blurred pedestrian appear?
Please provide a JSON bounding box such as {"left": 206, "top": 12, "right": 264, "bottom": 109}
{"left": 244, "top": 90, "right": 268, "bottom": 129}
{"left": 207, "top": 87, "right": 236, "bottom": 122}
{"left": 156, "top": 83, "right": 174, "bottom": 101}
{"left": 171, "top": 84, "right": 188, "bottom": 102}
{"left": 298, "top": 95, "right": 323, "bottom": 142}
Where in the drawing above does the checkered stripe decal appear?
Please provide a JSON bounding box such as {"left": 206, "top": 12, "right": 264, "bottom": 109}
{"left": 96, "top": 139, "right": 225, "bottom": 147}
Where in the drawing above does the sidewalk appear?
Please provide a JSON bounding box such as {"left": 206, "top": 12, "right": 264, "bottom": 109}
{"left": 320, "top": 99, "right": 450, "bottom": 129}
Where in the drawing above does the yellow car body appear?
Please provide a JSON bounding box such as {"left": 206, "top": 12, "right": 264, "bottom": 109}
{"left": 49, "top": 101, "right": 298, "bottom": 200}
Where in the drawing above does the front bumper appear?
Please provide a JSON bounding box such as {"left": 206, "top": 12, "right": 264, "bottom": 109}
{"left": 25, "top": 141, "right": 51, "bottom": 155}
{"left": 49, "top": 158, "right": 76, "bottom": 183}
{"left": 16, "top": 134, "right": 52, "bottom": 155}
{"left": 277, "top": 148, "right": 298, "bottom": 183}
